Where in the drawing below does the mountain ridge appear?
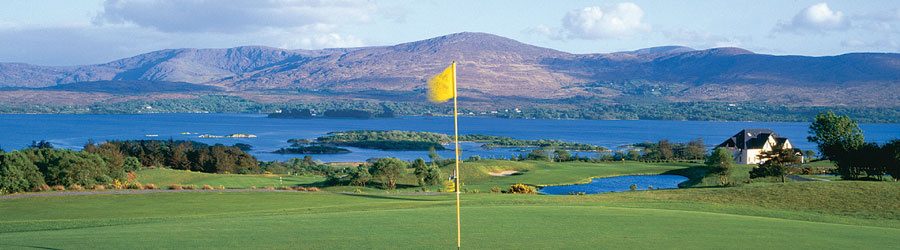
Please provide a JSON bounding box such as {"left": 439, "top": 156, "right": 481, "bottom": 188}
{"left": 1, "top": 32, "right": 899, "bottom": 107}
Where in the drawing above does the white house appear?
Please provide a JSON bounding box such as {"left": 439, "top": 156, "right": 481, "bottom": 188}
{"left": 716, "top": 129, "right": 803, "bottom": 164}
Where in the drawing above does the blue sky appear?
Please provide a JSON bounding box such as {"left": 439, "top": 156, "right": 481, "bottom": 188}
{"left": 1, "top": 0, "right": 899, "bottom": 65}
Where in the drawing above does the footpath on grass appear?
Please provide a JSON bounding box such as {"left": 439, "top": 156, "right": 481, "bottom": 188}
{"left": 0, "top": 189, "right": 445, "bottom": 200}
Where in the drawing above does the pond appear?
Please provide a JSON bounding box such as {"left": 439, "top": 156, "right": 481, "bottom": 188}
{"left": 537, "top": 175, "right": 689, "bottom": 195}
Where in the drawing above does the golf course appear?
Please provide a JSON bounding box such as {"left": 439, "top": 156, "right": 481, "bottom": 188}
{"left": 2, "top": 160, "right": 898, "bottom": 249}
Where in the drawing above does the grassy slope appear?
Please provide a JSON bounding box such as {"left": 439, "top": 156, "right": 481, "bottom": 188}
{"left": 135, "top": 169, "right": 325, "bottom": 188}
{"left": 1, "top": 181, "right": 899, "bottom": 249}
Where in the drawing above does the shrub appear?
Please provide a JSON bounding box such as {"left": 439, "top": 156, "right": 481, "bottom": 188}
{"left": 295, "top": 187, "right": 307, "bottom": 191}
{"left": 183, "top": 184, "right": 198, "bottom": 190}
{"left": 126, "top": 172, "right": 138, "bottom": 181}
{"left": 169, "top": 184, "right": 183, "bottom": 190}
{"left": 629, "top": 184, "right": 637, "bottom": 191}
{"left": 68, "top": 184, "right": 84, "bottom": 190}
{"left": 280, "top": 186, "right": 292, "bottom": 190}
{"left": 202, "top": 185, "right": 214, "bottom": 190}
{"left": 127, "top": 182, "right": 144, "bottom": 190}
{"left": 250, "top": 186, "right": 257, "bottom": 189}
{"left": 507, "top": 184, "right": 535, "bottom": 194}
{"left": 90, "top": 184, "right": 106, "bottom": 190}
{"left": 51, "top": 185, "right": 65, "bottom": 191}
{"left": 469, "top": 189, "right": 481, "bottom": 194}
{"left": 216, "top": 185, "right": 225, "bottom": 190}
{"left": 490, "top": 186, "right": 502, "bottom": 193}
{"left": 144, "top": 184, "right": 157, "bottom": 190}
{"left": 306, "top": 187, "right": 320, "bottom": 192}
{"left": 354, "top": 188, "right": 362, "bottom": 193}
{"left": 648, "top": 185, "right": 654, "bottom": 190}
{"left": 34, "top": 184, "right": 51, "bottom": 192}
{"left": 264, "top": 186, "right": 275, "bottom": 190}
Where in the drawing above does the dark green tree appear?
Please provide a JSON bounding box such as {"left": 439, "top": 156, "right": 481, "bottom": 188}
{"left": 626, "top": 150, "right": 641, "bottom": 161}
{"left": 685, "top": 137, "right": 706, "bottom": 160}
{"left": 424, "top": 165, "right": 442, "bottom": 185}
{"left": 348, "top": 165, "right": 372, "bottom": 186}
{"left": 371, "top": 158, "right": 406, "bottom": 189}
{"left": 807, "top": 111, "right": 865, "bottom": 179}
{"left": 705, "top": 148, "right": 733, "bottom": 185}
{"left": 412, "top": 158, "right": 428, "bottom": 186}
{"left": 524, "top": 150, "right": 550, "bottom": 161}
{"left": 552, "top": 149, "right": 572, "bottom": 162}
{"left": 751, "top": 147, "right": 801, "bottom": 182}
{"left": 0, "top": 151, "right": 46, "bottom": 193}
{"left": 124, "top": 156, "right": 142, "bottom": 172}
{"left": 658, "top": 140, "right": 674, "bottom": 161}
{"left": 884, "top": 139, "right": 900, "bottom": 181}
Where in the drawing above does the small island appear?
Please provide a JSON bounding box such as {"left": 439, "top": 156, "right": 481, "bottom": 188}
{"left": 198, "top": 133, "right": 257, "bottom": 138}
{"left": 272, "top": 146, "right": 351, "bottom": 154}
{"left": 294, "top": 130, "right": 607, "bottom": 151}
{"left": 268, "top": 108, "right": 395, "bottom": 119}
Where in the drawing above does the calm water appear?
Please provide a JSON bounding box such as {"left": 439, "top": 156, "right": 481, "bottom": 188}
{"left": 538, "top": 175, "right": 690, "bottom": 195}
{"left": 1, "top": 113, "right": 898, "bottom": 162}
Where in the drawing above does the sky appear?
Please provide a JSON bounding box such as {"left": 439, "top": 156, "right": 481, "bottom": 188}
{"left": 1, "top": 0, "right": 899, "bottom": 66}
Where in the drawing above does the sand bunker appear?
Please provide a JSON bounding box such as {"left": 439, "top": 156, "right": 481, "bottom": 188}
{"left": 488, "top": 171, "right": 519, "bottom": 176}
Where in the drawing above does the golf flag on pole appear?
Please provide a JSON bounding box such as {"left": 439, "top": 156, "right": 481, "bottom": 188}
{"left": 427, "top": 62, "right": 462, "bottom": 249}
{"left": 427, "top": 64, "right": 455, "bottom": 103}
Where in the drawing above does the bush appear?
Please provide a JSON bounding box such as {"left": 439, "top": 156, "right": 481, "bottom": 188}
{"left": 202, "top": 185, "right": 214, "bottom": 190}
{"left": 68, "top": 184, "right": 84, "bottom": 190}
{"left": 250, "top": 186, "right": 257, "bottom": 189}
{"left": 169, "top": 184, "right": 183, "bottom": 190}
{"left": 306, "top": 187, "right": 320, "bottom": 192}
{"left": 183, "top": 184, "right": 198, "bottom": 190}
{"left": 490, "top": 186, "right": 502, "bottom": 193}
{"left": 280, "top": 186, "right": 292, "bottom": 190}
{"left": 90, "top": 184, "right": 106, "bottom": 190}
{"left": 507, "top": 184, "right": 535, "bottom": 194}
{"left": 629, "top": 184, "right": 637, "bottom": 191}
{"left": 51, "top": 185, "right": 65, "bottom": 191}
{"left": 34, "top": 184, "right": 51, "bottom": 192}
{"left": 263, "top": 186, "right": 275, "bottom": 190}
{"left": 127, "top": 182, "right": 144, "bottom": 190}
{"left": 144, "top": 183, "right": 157, "bottom": 190}
{"left": 216, "top": 185, "right": 225, "bottom": 190}
{"left": 296, "top": 186, "right": 308, "bottom": 191}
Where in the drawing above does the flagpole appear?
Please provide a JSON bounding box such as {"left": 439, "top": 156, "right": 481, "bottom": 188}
{"left": 452, "top": 61, "right": 461, "bottom": 250}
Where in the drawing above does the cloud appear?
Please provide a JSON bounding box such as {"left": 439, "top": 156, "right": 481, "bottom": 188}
{"left": 94, "top": 0, "right": 378, "bottom": 33}
{"left": 854, "top": 8, "right": 900, "bottom": 32}
{"left": 774, "top": 2, "right": 850, "bottom": 33}
{"left": 560, "top": 3, "right": 650, "bottom": 39}
{"left": 841, "top": 39, "right": 900, "bottom": 51}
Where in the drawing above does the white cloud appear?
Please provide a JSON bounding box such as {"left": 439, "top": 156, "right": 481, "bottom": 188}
{"left": 774, "top": 3, "right": 849, "bottom": 33}
{"left": 561, "top": 3, "right": 650, "bottom": 39}
{"left": 94, "top": 0, "right": 378, "bottom": 33}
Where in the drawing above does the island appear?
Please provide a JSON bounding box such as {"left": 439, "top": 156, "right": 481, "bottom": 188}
{"left": 294, "top": 130, "right": 607, "bottom": 151}
{"left": 272, "top": 146, "right": 351, "bottom": 154}
{"left": 198, "top": 133, "right": 257, "bottom": 138}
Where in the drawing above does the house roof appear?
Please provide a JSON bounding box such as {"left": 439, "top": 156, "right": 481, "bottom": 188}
{"left": 717, "top": 129, "right": 781, "bottom": 149}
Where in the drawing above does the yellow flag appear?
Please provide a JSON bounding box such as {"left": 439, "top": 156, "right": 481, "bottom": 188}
{"left": 427, "top": 63, "right": 455, "bottom": 103}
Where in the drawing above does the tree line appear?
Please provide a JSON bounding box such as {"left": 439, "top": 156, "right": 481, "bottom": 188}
{"left": 808, "top": 111, "right": 900, "bottom": 181}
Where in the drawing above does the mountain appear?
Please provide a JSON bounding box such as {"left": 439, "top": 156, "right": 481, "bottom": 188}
{"left": 1, "top": 32, "right": 899, "bottom": 107}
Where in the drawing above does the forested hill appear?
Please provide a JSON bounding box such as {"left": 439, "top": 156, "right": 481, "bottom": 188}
{"left": 1, "top": 32, "right": 899, "bottom": 108}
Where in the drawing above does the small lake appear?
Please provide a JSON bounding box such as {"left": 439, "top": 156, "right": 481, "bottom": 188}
{"left": 537, "top": 175, "right": 689, "bottom": 195}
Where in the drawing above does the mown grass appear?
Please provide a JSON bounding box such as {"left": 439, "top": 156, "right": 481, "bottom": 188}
{"left": 135, "top": 168, "right": 324, "bottom": 189}
{"left": 1, "top": 180, "right": 898, "bottom": 249}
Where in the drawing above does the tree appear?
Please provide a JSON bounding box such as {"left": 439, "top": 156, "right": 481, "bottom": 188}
{"left": 124, "top": 156, "right": 142, "bottom": 172}
{"left": 0, "top": 151, "right": 45, "bottom": 193}
{"left": 412, "top": 158, "right": 428, "bottom": 186}
{"left": 686, "top": 137, "right": 706, "bottom": 160}
{"left": 802, "top": 150, "right": 816, "bottom": 162}
{"left": 807, "top": 111, "right": 865, "bottom": 179}
{"left": 626, "top": 150, "right": 641, "bottom": 161}
{"left": 552, "top": 149, "right": 572, "bottom": 162}
{"left": 524, "top": 150, "right": 550, "bottom": 161}
{"left": 29, "top": 140, "right": 53, "bottom": 149}
{"left": 658, "top": 140, "right": 674, "bottom": 161}
{"left": 371, "top": 158, "right": 406, "bottom": 189}
{"left": 884, "top": 139, "right": 900, "bottom": 182}
{"left": 705, "top": 148, "right": 733, "bottom": 185}
{"left": 752, "top": 146, "right": 801, "bottom": 182}
{"left": 348, "top": 165, "right": 372, "bottom": 186}
{"left": 424, "top": 165, "right": 442, "bottom": 185}
{"left": 428, "top": 147, "right": 442, "bottom": 164}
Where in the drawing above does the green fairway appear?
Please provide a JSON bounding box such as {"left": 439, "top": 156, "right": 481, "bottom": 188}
{"left": 135, "top": 168, "right": 325, "bottom": 188}
{"left": 1, "top": 181, "right": 898, "bottom": 249}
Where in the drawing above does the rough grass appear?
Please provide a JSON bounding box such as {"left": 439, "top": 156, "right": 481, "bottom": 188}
{"left": 0, "top": 182, "right": 898, "bottom": 249}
